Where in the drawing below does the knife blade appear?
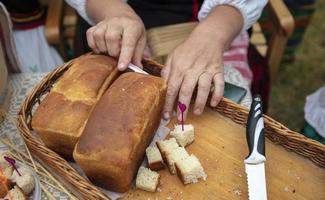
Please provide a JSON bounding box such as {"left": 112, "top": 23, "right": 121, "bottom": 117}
{"left": 244, "top": 95, "right": 267, "bottom": 200}
{"left": 127, "top": 63, "right": 148, "bottom": 75}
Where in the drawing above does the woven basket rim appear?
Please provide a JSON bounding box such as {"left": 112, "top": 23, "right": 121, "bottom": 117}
{"left": 16, "top": 57, "right": 325, "bottom": 199}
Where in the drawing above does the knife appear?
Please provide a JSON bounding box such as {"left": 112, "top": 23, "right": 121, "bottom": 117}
{"left": 127, "top": 63, "right": 148, "bottom": 75}
{"left": 244, "top": 95, "right": 267, "bottom": 200}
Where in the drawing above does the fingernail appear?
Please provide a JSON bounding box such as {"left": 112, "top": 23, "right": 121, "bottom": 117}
{"left": 163, "top": 112, "right": 170, "bottom": 120}
{"left": 211, "top": 100, "right": 217, "bottom": 107}
{"left": 194, "top": 108, "right": 201, "bottom": 115}
{"left": 118, "top": 62, "right": 125, "bottom": 70}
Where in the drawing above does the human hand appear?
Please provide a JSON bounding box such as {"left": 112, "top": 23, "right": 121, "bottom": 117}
{"left": 161, "top": 26, "right": 225, "bottom": 121}
{"left": 161, "top": 5, "right": 243, "bottom": 121}
{"left": 86, "top": 4, "right": 146, "bottom": 70}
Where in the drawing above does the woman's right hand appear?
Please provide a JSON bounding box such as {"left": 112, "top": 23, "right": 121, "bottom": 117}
{"left": 86, "top": 1, "right": 146, "bottom": 70}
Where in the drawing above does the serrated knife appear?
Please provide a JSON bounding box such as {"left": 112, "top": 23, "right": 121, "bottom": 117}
{"left": 127, "top": 63, "right": 148, "bottom": 74}
{"left": 244, "top": 95, "right": 267, "bottom": 200}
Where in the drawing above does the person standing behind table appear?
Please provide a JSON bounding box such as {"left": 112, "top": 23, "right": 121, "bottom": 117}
{"left": 0, "top": 0, "right": 63, "bottom": 73}
{"left": 66, "top": 0, "right": 267, "bottom": 119}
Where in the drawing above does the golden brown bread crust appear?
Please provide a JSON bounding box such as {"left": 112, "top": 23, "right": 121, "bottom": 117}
{"left": 73, "top": 72, "right": 167, "bottom": 192}
{"left": 52, "top": 54, "right": 119, "bottom": 102}
{"left": 32, "top": 92, "right": 93, "bottom": 158}
{"left": 31, "top": 54, "right": 119, "bottom": 159}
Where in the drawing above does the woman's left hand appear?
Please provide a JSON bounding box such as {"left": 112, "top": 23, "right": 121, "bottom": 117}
{"left": 161, "top": 5, "right": 243, "bottom": 121}
{"left": 161, "top": 25, "right": 224, "bottom": 121}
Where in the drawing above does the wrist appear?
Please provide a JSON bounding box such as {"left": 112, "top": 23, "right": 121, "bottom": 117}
{"left": 190, "top": 21, "right": 228, "bottom": 51}
{"left": 194, "top": 5, "right": 243, "bottom": 51}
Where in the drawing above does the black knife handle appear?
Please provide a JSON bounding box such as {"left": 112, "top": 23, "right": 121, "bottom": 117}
{"left": 244, "top": 95, "right": 266, "bottom": 164}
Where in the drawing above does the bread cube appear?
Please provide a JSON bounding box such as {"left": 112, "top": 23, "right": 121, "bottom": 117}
{"left": 136, "top": 166, "right": 160, "bottom": 192}
{"left": 5, "top": 186, "right": 26, "bottom": 200}
{"left": 10, "top": 167, "right": 35, "bottom": 195}
{"left": 170, "top": 124, "right": 194, "bottom": 147}
{"left": 165, "top": 147, "right": 189, "bottom": 174}
{"left": 146, "top": 146, "right": 165, "bottom": 170}
{"left": 175, "top": 154, "right": 207, "bottom": 184}
{"left": 156, "top": 138, "right": 179, "bottom": 161}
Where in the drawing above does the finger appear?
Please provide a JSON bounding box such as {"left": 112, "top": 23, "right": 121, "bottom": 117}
{"left": 132, "top": 34, "right": 146, "bottom": 67}
{"left": 118, "top": 26, "right": 142, "bottom": 71}
{"left": 86, "top": 27, "right": 99, "bottom": 53}
{"left": 211, "top": 71, "right": 225, "bottom": 107}
{"left": 161, "top": 55, "right": 172, "bottom": 81}
{"left": 93, "top": 24, "right": 108, "bottom": 53}
{"left": 178, "top": 71, "right": 200, "bottom": 121}
{"left": 105, "top": 26, "right": 122, "bottom": 57}
{"left": 194, "top": 72, "right": 213, "bottom": 115}
{"left": 163, "top": 71, "right": 183, "bottom": 120}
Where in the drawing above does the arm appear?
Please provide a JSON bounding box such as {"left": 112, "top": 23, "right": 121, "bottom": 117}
{"left": 162, "top": 0, "right": 267, "bottom": 121}
{"left": 65, "top": 0, "right": 146, "bottom": 69}
{"left": 85, "top": 0, "right": 137, "bottom": 24}
{"left": 198, "top": 0, "right": 268, "bottom": 31}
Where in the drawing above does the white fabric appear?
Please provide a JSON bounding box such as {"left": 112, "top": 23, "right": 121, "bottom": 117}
{"left": 198, "top": 0, "right": 268, "bottom": 31}
{"left": 304, "top": 86, "right": 325, "bottom": 138}
{"left": 13, "top": 26, "right": 63, "bottom": 73}
{"left": 66, "top": 0, "right": 267, "bottom": 31}
{"left": 65, "top": 0, "right": 95, "bottom": 25}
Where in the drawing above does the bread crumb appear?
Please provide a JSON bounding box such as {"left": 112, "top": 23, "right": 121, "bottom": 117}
{"left": 166, "top": 196, "right": 173, "bottom": 200}
{"left": 157, "top": 187, "right": 162, "bottom": 192}
{"left": 238, "top": 174, "right": 242, "bottom": 178}
{"left": 140, "top": 82, "right": 144, "bottom": 85}
{"left": 284, "top": 187, "right": 289, "bottom": 192}
{"left": 121, "top": 88, "right": 125, "bottom": 91}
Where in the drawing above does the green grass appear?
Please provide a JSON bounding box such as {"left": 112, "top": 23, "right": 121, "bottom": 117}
{"left": 268, "top": 1, "right": 325, "bottom": 132}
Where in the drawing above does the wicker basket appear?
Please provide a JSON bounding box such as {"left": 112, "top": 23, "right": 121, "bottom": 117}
{"left": 17, "top": 58, "right": 325, "bottom": 199}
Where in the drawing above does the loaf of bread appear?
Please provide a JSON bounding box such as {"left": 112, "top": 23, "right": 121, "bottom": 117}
{"left": 32, "top": 54, "right": 119, "bottom": 158}
{"left": 73, "top": 72, "right": 167, "bottom": 192}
